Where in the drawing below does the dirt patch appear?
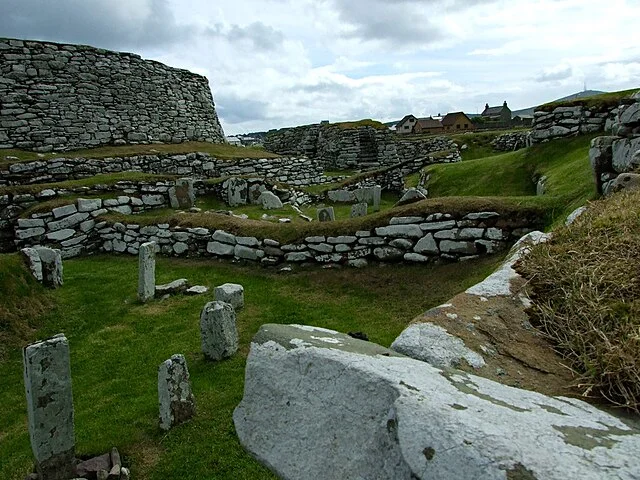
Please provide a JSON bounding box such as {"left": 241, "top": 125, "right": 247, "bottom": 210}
{"left": 409, "top": 277, "right": 579, "bottom": 399}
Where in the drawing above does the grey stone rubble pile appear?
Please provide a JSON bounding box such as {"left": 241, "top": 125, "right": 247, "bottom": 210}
{"left": 200, "top": 301, "right": 239, "bottom": 361}
{"left": 0, "top": 152, "right": 325, "bottom": 187}
{"left": 73, "top": 448, "right": 129, "bottom": 480}
{"left": 0, "top": 37, "right": 224, "bottom": 152}
{"left": 17, "top": 210, "right": 542, "bottom": 266}
{"left": 531, "top": 104, "right": 618, "bottom": 143}
{"left": 21, "top": 246, "right": 63, "bottom": 287}
{"left": 158, "top": 354, "right": 196, "bottom": 431}
{"left": 491, "top": 131, "right": 532, "bottom": 151}
{"left": 233, "top": 323, "right": 640, "bottom": 480}
{"left": 589, "top": 92, "right": 640, "bottom": 194}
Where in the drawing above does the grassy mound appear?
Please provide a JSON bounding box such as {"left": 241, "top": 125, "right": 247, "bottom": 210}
{"left": 517, "top": 190, "right": 640, "bottom": 410}
{"left": 421, "top": 134, "right": 597, "bottom": 224}
{"left": 0, "top": 254, "right": 54, "bottom": 361}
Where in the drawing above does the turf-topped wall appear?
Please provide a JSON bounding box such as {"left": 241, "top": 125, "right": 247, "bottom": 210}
{"left": 0, "top": 37, "right": 225, "bottom": 152}
{"left": 0, "top": 153, "right": 324, "bottom": 187}
{"left": 14, "top": 198, "right": 543, "bottom": 264}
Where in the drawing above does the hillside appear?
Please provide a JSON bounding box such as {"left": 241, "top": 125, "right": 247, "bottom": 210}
{"left": 511, "top": 90, "right": 607, "bottom": 116}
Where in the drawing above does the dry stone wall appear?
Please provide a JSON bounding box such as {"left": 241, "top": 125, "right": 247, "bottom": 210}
{"left": 589, "top": 92, "right": 640, "bottom": 194}
{"left": 15, "top": 202, "right": 542, "bottom": 264}
{"left": 491, "top": 131, "right": 531, "bottom": 151}
{"left": 0, "top": 37, "right": 225, "bottom": 152}
{"left": 531, "top": 105, "right": 617, "bottom": 143}
{"left": 265, "top": 124, "right": 457, "bottom": 169}
{"left": 0, "top": 153, "right": 324, "bottom": 187}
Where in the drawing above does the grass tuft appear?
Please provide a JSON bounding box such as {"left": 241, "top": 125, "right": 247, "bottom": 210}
{"left": 516, "top": 190, "right": 640, "bottom": 411}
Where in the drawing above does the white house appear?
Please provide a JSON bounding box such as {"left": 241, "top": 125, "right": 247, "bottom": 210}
{"left": 226, "top": 136, "right": 243, "bottom": 146}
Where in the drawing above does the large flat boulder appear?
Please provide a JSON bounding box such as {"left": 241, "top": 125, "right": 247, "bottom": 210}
{"left": 234, "top": 324, "right": 640, "bottom": 480}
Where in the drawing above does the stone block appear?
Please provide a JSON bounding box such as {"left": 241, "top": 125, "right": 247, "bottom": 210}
{"left": 317, "top": 207, "right": 335, "bottom": 222}
{"left": 169, "top": 178, "right": 195, "bottom": 209}
{"left": 214, "top": 283, "right": 245, "bottom": 310}
{"left": 158, "top": 354, "right": 196, "bottom": 430}
{"left": 21, "top": 247, "right": 43, "bottom": 282}
{"left": 350, "top": 202, "right": 368, "bottom": 218}
{"left": 138, "top": 242, "right": 156, "bottom": 302}
{"left": 200, "top": 301, "right": 239, "bottom": 361}
{"left": 34, "top": 247, "right": 63, "bottom": 288}
{"left": 258, "top": 191, "right": 283, "bottom": 210}
{"left": 23, "top": 334, "right": 76, "bottom": 480}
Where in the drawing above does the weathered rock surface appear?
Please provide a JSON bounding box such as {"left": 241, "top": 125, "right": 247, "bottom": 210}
{"left": 258, "top": 191, "right": 283, "bottom": 210}
{"left": 23, "top": 334, "right": 76, "bottom": 480}
{"left": 391, "top": 322, "right": 485, "bottom": 369}
{"left": 169, "top": 178, "right": 195, "bottom": 209}
{"left": 234, "top": 324, "right": 640, "bottom": 480}
{"left": 317, "top": 206, "right": 335, "bottom": 222}
{"left": 138, "top": 241, "right": 156, "bottom": 303}
{"left": 395, "top": 188, "right": 426, "bottom": 206}
{"left": 155, "top": 278, "right": 189, "bottom": 296}
{"left": 214, "top": 283, "right": 245, "bottom": 310}
{"left": 21, "top": 247, "right": 43, "bottom": 282}
{"left": 200, "top": 301, "right": 238, "bottom": 361}
{"left": 34, "top": 247, "right": 63, "bottom": 288}
{"left": 158, "top": 354, "right": 196, "bottom": 430}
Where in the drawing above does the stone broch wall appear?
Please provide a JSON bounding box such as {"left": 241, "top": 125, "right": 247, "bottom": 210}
{"left": 0, "top": 37, "right": 226, "bottom": 152}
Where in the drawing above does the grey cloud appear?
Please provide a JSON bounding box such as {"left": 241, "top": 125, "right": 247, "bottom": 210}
{"left": 206, "top": 22, "right": 284, "bottom": 52}
{"left": 330, "top": 0, "right": 499, "bottom": 45}
{"left": 216, "top": 93, "right": 271, "bottom": 124}
{"left": 536, "top": 66, "right": 573, "bottom": 82}
{"left": 291, "top": 81, "right": 353, "bottom": 95}
{"left": 0, "top": 0, "right": 189, "bottom": 51}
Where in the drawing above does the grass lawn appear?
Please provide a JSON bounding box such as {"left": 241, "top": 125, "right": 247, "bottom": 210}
{"left": 0, "top": 142, "right": 278, "bottom": 168}
{"left": 0, "top": 252, "right": 502, "bottom": 479}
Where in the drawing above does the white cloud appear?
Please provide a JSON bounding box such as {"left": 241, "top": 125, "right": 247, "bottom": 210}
{"left": 2, "top": 0, "right": 640, "bottom": 134}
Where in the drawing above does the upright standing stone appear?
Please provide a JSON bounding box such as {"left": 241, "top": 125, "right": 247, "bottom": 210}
{"left": 350, "top": 203, "right": 368, "bottom": 218}
{"left": 169, "top": 178, "right": 195, "bottom": 209}
{"left": 21, "top": 247, "right": 43, "bottom": 282}
{"left": 317, "top": 207, "right": 335, "bottom": 222}
{"left": 214, "top": 283, "right": 245, "bottom": 310}
{"left": 138, "top": 241, "right": 156, "bottom": 303}
{"left": 227, "top": 178, "right": 248, "bottom": 207}
{"left": 34, "top": 247, "right": 63, "bottom": 288}
{"left": 200, "top": 301, "right": 239, "bottom": 361}
{"left": 23, "top": 334, "right": 76, "bottom": 480}
{"left": 158, "top": 354, "right": 196, "bottom": 430}
{"left": 372, "top": 185, "right": 382, "bottom": 211}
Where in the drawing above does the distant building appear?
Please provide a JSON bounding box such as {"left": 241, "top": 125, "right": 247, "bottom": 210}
{"left": 395, "top": 115, "right": 419, "bottom": 134}
{"left": 413, "top": 117, "right": 444, "bottom": 134}
{"left": 481, "top": 101, "right": 512, "bottom": 125}
{"left": 512, "top": 115, "right": 533, "bottom": 127}
{"left": 226, "top": 136, "right": 243, "bottom": 146}
{"left": 441, "top": 112, "right": 476, "bottom": 132}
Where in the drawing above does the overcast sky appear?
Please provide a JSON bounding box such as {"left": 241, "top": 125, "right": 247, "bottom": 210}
{"left": 2, "top": 0, "right": 639, "bottom": 135}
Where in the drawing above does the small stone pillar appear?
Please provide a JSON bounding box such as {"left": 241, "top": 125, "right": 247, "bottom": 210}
{"left": 21, "top": 247, "right": 43, "bottom": 282}
{"left": 317, "top": 206, "right": 335, "bottom": 222}
{"left": 23, "top": 334, "right": 76, "bottom": 480}
{"left": 138, "top": 241, "right": 156, "bottom": 302}
{"left": 372, "top": 185, "right": 382, "bottom": 211}
{"left": 200, "top": 301, "right": 239, "bottom": 361}
{"left": 350, "top": 203, "right": 368, "bottom": 218}
{"left": 169, "top": 178, "right": 196, "bottom": 209}
{"left": 158, "top": 354, "right": 196, "bottom": 430}
{"left": 34, "top": 247, "right": 63, "bottom": 288}
{"left": 214, "top": 283, "right": 245, "bottom": 310}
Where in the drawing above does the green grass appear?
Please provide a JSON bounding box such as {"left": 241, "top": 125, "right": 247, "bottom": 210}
{"left": 538, "top": 88, "right": 639, "bottom": 112}
{"left": 423, "top": 135, "right": 598, "bottom": 225}
{"left": 0, "top": 253, "right": 502, "bottom": 479}
{"left": 0, "top": 142, "right": 279, "bottom": 168}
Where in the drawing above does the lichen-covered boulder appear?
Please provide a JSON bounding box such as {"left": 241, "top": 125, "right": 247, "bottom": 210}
{"left": 234, "top": 324, "right": 640, "bottom": 480}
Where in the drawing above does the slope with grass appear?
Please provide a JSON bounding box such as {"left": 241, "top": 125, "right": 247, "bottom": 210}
{"left": 0, "top": 254, "right": 501, "bottom": 480}
{"left": 420, "top": 134, "right": 597, "bottom": 224}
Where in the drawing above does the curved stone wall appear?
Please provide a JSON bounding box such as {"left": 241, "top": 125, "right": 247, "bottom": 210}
{"left": 0, "top": 37, "right": 225, "bottom": 152}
